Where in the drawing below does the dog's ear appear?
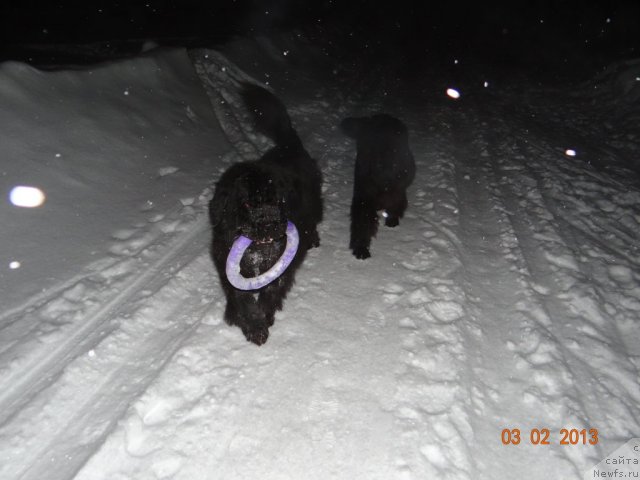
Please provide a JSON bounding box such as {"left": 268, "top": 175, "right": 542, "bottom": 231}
{"left": 339, "top": 117, "right": 363, "bottom": 139}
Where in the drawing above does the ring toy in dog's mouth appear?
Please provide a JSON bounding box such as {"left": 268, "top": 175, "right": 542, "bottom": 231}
{"left": 225, "top": 221, "right": 299, "bottom": 290}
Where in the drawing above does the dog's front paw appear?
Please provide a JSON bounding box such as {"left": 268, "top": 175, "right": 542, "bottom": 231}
{"left": 352, "top": 246, "right": 371, "bottom": 260}
{"left": 242, "top": 325, "right": 269, "bottom": 346}
{"left": 385, "top": 216, "right": 399, "bottom": 227}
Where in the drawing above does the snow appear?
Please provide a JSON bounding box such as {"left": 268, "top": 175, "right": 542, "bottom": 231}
{"left": 1, "top": 31, "right": 640, "bottom": 480}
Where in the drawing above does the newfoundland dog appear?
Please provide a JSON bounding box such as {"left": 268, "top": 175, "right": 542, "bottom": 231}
{"left": 340, "top": 114, "right": 416, "bottom": 259}
{"left": 209, "top": 83, "right": 323, "bottom": 345}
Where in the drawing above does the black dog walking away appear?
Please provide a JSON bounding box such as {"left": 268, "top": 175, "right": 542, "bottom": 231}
{"left": 340, "top": 114, "right": 416, "bottom": 259}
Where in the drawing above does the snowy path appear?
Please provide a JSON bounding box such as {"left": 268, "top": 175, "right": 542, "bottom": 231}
{"left": 1, "top": 39, "right": 639, "bottom": 480}
{"left": 0, "top": 197, "right": 216, "bottom": 479}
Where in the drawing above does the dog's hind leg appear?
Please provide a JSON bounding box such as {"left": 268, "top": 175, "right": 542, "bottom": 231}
{"left": 350, "top": 197, "right": 379, "bottom": 259}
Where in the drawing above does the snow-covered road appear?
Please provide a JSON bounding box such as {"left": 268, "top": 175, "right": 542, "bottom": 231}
{"left": 1, "top": 33, "right": 639, "bottom": 480}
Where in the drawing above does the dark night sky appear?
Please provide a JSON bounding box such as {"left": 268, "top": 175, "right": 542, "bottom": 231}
{"left": 1, "top": 1, "right": 638, "bottom": 71}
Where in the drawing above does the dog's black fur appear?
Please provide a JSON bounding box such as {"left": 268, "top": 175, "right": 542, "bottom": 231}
{"left": 209, "top": 83, "right": 323, "bottom": 345}
{"left": 340, "top": 114, "right": 416, "bottom": 259}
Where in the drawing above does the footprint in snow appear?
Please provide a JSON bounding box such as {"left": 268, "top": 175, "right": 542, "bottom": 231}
{"left": 381, "top": 282, "right": 404, "bottom": 304}
{"left": 401, "top": 260, "right": 431, "bottom": 272}
{"left": 124, "top": 415, "right": 159, "bottom": 457}
{"left": 140, "top": 200, "right": 155, "bottom": 212}
{"left": 138, "top": 398, "right": 174, "bottom": 426}
{"left": 420, "top": 443, "right": 448, "bottom": 468}
{"left": 99, "top": 258, "right": 136, "bottom": 280}
{"left": 608, "top": 265, "right": 634, "bottom": 285}
{"left": 426, "top": 300, "right": 465, "bottom": 323}
{"left": 148, "top": 213, "right": 165, "bottom": 223}
{"left": 399, "top": 317, "right": 417, "bottom": 329}
{"left": 41, "top": 296, "right": 78, "bottom": 317}
{"left": 111, "top": 228, "right": 137, "bottom": 240}
{"left": 407, "top": 288, "right": 430, "bottom": 306}
{"left": 109, "top": 231, "right": 156, "bottom": 256}
{"left": 151, "top": 454, "right": 184, "bottom": 479}
{"left": 158, "top": 166, "right": 179, "bottom": 177}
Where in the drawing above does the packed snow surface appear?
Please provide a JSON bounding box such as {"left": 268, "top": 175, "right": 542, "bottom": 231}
{"left": 0, "top": 33, "right": 639, "bottom": 480}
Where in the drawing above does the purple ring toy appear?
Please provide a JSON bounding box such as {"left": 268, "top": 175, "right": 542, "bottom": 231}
{"left": 225, "top": 221, "right": 299, "bottom": 290}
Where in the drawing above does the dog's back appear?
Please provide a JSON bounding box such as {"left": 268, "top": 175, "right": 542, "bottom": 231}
{"left": 341, "top": 114, "right": 415, "bottom": 189}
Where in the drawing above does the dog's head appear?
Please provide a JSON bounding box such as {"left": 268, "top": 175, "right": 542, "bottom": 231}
{"left": 210, "top": 167, "right": 289, "bottom": 245}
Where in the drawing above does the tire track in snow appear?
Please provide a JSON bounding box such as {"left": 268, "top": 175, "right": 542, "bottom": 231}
{"left": 484, "top": 115, "right": 640, "bottom": 447}
{"left": 0, "top": 252, "right": 215, "bottom": 480}
{"left": 473, "top": 125, "right": 608, "bottom": 475}
{"left": 0, "top": 270, "right": 98, "bottom": 328}
{"left": 0, "top": 210, "right": 211, "bottom": 427}
{"left": 502, "top": 118, "right": 640, "bottom": 267}
{"left": 445, "top": 105, "right": 585, "bottom": 478}
{"left": 499, "top": 104, "right": 640, "bottom": 350}
{"left": 473, "top": 102, "right": 640, "bottom": 471}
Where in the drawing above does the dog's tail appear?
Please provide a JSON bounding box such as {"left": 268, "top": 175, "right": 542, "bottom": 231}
{"left": 339, "top": 117, "right": 364, "bottom": 139}
{"left": 241, "top": 82, "right": 300, "bottom": 148}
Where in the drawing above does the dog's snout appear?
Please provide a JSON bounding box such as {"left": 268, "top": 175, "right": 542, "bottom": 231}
{"left": 249, "top": 205, "right": 281, "bottom": 224}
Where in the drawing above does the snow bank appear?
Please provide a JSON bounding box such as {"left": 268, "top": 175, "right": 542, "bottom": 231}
{"left": 0, "top": 47, "right": 228, "bottom": 310}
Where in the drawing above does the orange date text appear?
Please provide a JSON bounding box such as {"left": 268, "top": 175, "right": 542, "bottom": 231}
{"left": 501, "top": 428, "right": 599, "bottom": 446}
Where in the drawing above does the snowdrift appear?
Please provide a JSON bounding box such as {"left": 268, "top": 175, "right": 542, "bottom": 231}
{"left": 0, "top": 47, "right": 227, "bottom": 310}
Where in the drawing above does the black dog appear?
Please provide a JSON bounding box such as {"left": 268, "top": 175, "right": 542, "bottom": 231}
{"left": 209, "top": 83, "right": 323, "bottom": 345}
{"left": 340, "top": 114, "right": 415, "bottom": 259}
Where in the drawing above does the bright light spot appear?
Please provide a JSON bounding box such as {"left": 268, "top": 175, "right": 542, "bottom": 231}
{"left": 382, "top": 211, "right": 389, "bottom": 218}
{"left": 55, "top": 153, "right": 61, "bottom": 158}
{"left": 565, "top": 149, "right": 577, "bottom": 157}
{"left": 283, "top": 50, "right": 289, "bottom": 56}
{"left": 454, "top": 59, "right": 459, "bottom": 65}
{"left": 88, "top": 349, "right": 96, "bottom": 358}
{"left": 9, "top": 261, "right": 21, "bottom": 269}
{"left": 483, "top": 81, "right": 489, "bottom": 88}
{"left": 9, "top": 186, "right": 46, "bottom": 207}
{"left": 446, "top": 88, "right": 461, "bottom": 99}
{"left": 124, "top": 89, "right": 129, "bottom": 96}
